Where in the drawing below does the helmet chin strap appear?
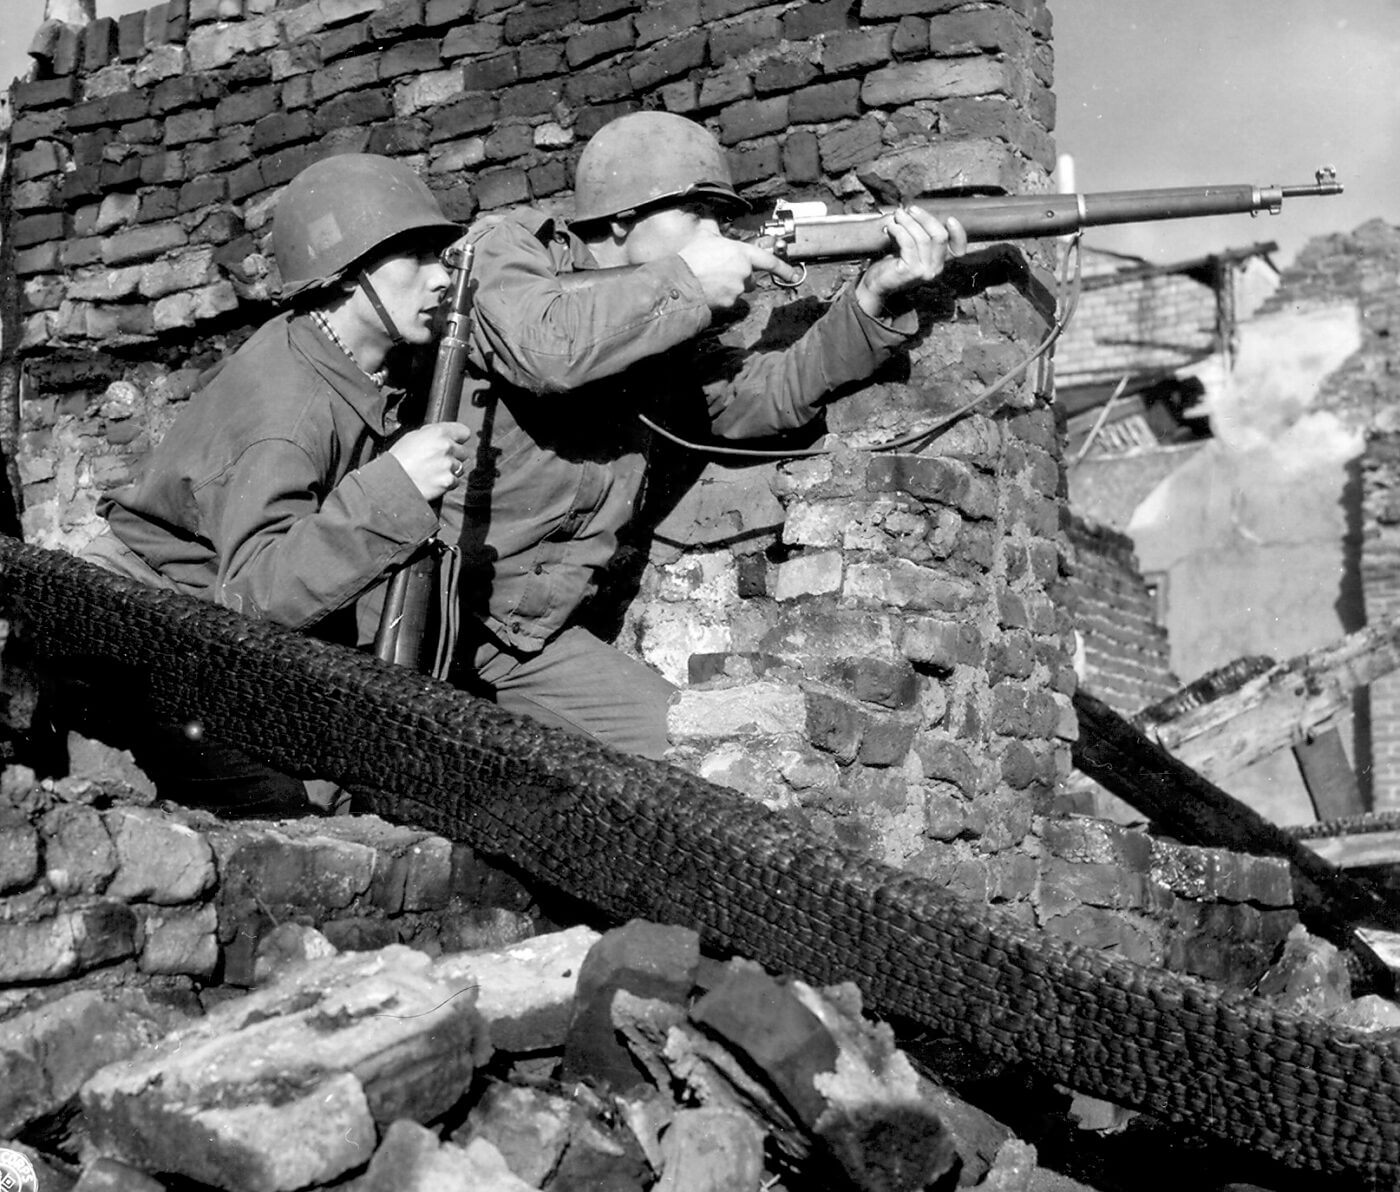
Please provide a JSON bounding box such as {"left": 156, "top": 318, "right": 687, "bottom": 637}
{"left": 357, "top": 270, "right": 405, "bottom": 344}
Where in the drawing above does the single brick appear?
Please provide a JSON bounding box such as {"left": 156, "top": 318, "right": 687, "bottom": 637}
{"left": 628, "top": 29, "right": 707, "bottom": 91}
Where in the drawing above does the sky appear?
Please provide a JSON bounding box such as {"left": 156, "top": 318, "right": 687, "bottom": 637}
{"left": 3, "top": 0, "right": 1399, "bottom": 267}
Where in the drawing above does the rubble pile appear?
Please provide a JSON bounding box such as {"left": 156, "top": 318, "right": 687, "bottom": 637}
{"left": 0, "top": 916, "right": 1039, "bottom": 1192}
{"left": 4, "top": 897, "right": 1400, "bottom": 1192}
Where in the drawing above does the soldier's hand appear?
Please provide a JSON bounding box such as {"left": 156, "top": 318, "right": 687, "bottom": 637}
{"left": 677, "top": 231, "right": 802, "bottom": 308}
{"left": 855, "top": 208, "right": 967, "bottom": 316}
{"left": 388, "top": 421, "right": 473, "bottom": 502}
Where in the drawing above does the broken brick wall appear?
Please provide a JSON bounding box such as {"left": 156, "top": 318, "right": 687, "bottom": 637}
{"left": 1062, "top": 513, "right": 1177, "bottom": 718}
{"left": 1274, "top": 220, "right": 1400, "bottom": 809}
{"left": 0, "top": 760, "right": 540, "bottom": 1011}
{"left": 1363, "top": 428, "right": 1400, "bottom": 810}
{"left": 0, "top": 0, "right": 1303, "bottom": 974}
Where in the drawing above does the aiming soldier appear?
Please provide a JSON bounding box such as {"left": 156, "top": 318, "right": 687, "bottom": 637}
{"left": 443, "top": 112, "right": 966, "bottom": 758}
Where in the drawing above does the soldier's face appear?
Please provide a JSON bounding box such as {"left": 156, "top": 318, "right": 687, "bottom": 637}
{"left": 358, "top": 247, "right": 451, "bottom": 344}
{"left": 622, "top": 202, "right": 725, "bottom": 264}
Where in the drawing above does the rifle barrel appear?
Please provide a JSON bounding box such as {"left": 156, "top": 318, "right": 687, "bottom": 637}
{"left": 764, "top": 170, "right": 1343, "bottom": 260}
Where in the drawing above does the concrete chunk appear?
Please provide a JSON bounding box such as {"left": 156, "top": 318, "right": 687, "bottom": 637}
{"left": 432, "top": 924, "right": 598, "bottom": 1053}
{"left": 82, "top": 946, "right": 488, "bottom": 1190}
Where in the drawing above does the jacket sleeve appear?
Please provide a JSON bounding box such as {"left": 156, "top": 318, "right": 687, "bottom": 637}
{"left": 204, "top": 440, "right": 438, "bottom": 631}
{"left": 701, "top": 286, "right": 919, "bottom": 440}
{"left": 467, "top": 217, "right": 714, "bottom": 394}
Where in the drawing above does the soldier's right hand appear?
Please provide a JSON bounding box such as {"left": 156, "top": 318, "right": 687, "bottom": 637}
{"left": 388, "top": 421, "right": 473, "bottom": 502}
{"left": 677, "top": 232, "right": 802, "bottom": 309}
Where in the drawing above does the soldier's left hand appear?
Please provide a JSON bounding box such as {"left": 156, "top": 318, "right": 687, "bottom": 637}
{"left": 855, "top": 208, "right": 967, "bottom": 316}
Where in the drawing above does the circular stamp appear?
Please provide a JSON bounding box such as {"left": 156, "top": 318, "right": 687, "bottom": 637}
{"left": 0, "top": 1149, "right": 36, "bottom": 1192}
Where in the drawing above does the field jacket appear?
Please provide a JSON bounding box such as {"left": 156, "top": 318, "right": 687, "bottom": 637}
{"left": 442, "top": 211, "right": 916, "bottom": 654}
{"left": 98, "top": 313, "right": 437, "bottom": 649}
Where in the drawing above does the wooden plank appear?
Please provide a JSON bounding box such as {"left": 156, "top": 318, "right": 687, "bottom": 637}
{"left": 1135, "top": 620, "right": 1400, "bottom": 783}
{"left": 1292, "top": 727, "right": 1367, "bottom": 820}
{"left": 1353, "top": 928, "right": 1400, "bottom": 996}
{"left": 1300, "top": 829, "right": 1400, "bottom": 870}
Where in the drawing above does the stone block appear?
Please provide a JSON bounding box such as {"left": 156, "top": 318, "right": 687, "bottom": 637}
{"left": 669, "top": 683, "right": 808, "bottom": 741}
{"left": 689, "top": 962, "right": 838, "bottom": 1128}
{"left": 566, "top": 17, "right": 634, "bottom": 67}
{"left": 251, "top": 922, "right": 338, "bottom": 986}
{"left": 474, "top": 166, "right": 530, "bottom": 209}
{"left": 165, "top": 107, "right": 215, "bottom": 145}
{"left": 503, "top": 0, "right": 579, "bottom": 43}
{"left": 394, "top": 68, "right": 465, "bottom": 116}
{"left": 833, "top": 656, "right": 919, "bottom": 709}
{"left": 139, "top": 902, "right": 219, "bottom": 977}
{"left": 628, "top": 28, "right": 707, "bottom": 91}
{"left": 82, "top": 947, "right": 488, "bottom": 1190}
{"left": 402, "top": 834, "right": 453, "bottom": 911}
{"left": 12, "top": 142, "right": 64, "bottom": 182}
{"left": 755, "top": 53, "right": 820, "bottom": 94}
{"left": 432, "top": 924, "right": 599, "bottom": 1053}
{"left": 104, "top": 807, "right": 216, "bottom": 905}
{"left": 773, "top": 549, "right": 843, "bottom": 601}
{"left": 815, "top": 119, "right": 880, "bottom": 176}
{"left": 561, "top": 921, "right": 699, "bottom": 1089}
{"left": 185, "top": 13, "right": 281, "bottom": 72}
{"left": 134, "top": 44, "right": 189, "bottom": 87}
{"left": 102, "top": 221, "right": 188, "bottom": 266}
{"left": 221, "top": 825, "right": 379, "bottom": 913}
{"left": 10, "top": 110, "right": 67, "bottom": 148}
{"left": 12, "top": 213, "right": 65, "bottom": 250}
{"left": 717, "top": 95, "right": 789, "bottom": 146}
{"left": 844, "top": 558, "right": 978, "bottom": 613}
{"left": 0, "top": 902, "right": 137, "bottom": 986}
{"left": 637, "top": 0, "right": 700, "bottom": 45}
{"left": 863, "top": 0, "right": 961, "bottom": 16}
{"left": 862, "top": 57, "right": 1018, "bottom": 106}
{"left": 41, "top": 803, "right": 116, "bottom": 896}
{"left": 72, "top": 1156, "right": 168, "bottom": 1191}
{"left": 928, "top": 9, "right": 1025, "bottom": 54}
{"left": 452, "top": 1082, "right": 572, "bottom": 1188}
{"left": 356, "top": 1119, "right": 481, "bottom": 1191}
{"left": 0, "top": 989, "right": 173, "bottom": 1136}
{"left": 788, "top": 78, "right": 861, "bottom": 124}
{"left": 442, "top": 22, "right": 502, "bottom": 57}
{"left": 0, "top": 826, "right": 39, "bottom": 894}
{"left": 820, "top": 26, "right": 894, "bottom": 73}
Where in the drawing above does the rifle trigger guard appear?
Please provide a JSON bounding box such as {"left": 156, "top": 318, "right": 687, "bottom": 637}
{"left": 774, "top": 262, "right": 807, "bottom": 289}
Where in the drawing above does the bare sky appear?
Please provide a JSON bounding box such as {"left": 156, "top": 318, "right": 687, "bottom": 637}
{"left": 1053, "top": 0, "right": 1400, "bottom": 264}
{"left": 4, "top": 0, "right": 1398, "bottom": 267}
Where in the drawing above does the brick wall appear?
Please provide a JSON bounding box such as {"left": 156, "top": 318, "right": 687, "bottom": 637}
{"left": 1363, "top": 430, "right": 1400, "bottom": 809}
{"left": 0, "top": 0, "right": 1310, "bottom": 971}
{"left": 1062, "top": 513, "right": 1177, "bottom": 716}
{"left": 1270, "top": 220, "right": 1400, "bottom": 807}
{"left": 0, "top": 759, "right": 538, "bottom": 999}
{"left": 3, "top": 0, "right": 1075, "bottom": 897}
{"left": 1053, "top": 247, "right": 1222, "bottom": 390}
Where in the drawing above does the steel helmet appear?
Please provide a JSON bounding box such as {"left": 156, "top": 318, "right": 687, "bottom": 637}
{"left": 272, "top": 153, "right": 460, "bottom": 299}
{"left": 572, "top": 112, "right": 749, "bottom": 225}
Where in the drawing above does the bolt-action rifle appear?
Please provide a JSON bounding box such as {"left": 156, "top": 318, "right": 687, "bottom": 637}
{"left": 372, "top": 240, "right": 473, "bottom": 673}
{"left": 758, "top": 167, "right": 1343, "bottom": 266}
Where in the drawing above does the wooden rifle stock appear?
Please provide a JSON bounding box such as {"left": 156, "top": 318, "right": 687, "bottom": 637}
{"left": 760, "top": 167, "right": 1343, "bottom": 262}
{"left": 372, "top": 240, "right": 473, "bottom": 671}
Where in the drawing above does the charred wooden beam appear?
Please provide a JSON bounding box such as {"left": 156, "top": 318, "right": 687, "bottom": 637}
{"left": 1133, "top": 622, "right": 1400, "bottom": 783}
{"left": 1073, "top": 689, "right": 1400, "bottom": 935}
